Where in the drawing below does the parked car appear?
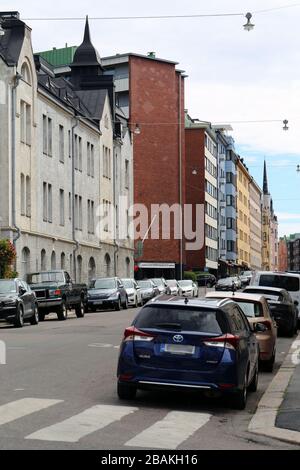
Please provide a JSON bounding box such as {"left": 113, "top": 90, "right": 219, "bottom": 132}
{"left": 165, "top": 279, "right": 180, "bottom": 295}
{"left": 178, "top": 280, "right": 198, "bottom": 297}
{"left": 206, "top": 291, "right": 277, "bottom": 371}
{"left": 251, "top": 271, "right": 300, "bottom": 325}
{"left": 244, "top": 286, "right": 298, "bottom": 337}
{"left": 27, "top": 270, "right": 87, "bottom": 321}
{"left": 137, "top": 280, "right": 159, "bottom": 304}
{"left": 196, "top": 272, "right": 216, "bottom": 288}
{"left": 150, "top": 278, "right": 167, "bottom": 294}
{"left": 117, "top": 296, "right": 259, "bottom": 410}
{"left": 0, "top": 278, "right": 39, "bottom": 328}
{"left": 239, "top": 271, "right": 253, "bottom": 287}
{"left": 87, "top": 277, "right": 128, "bottom": 311}
{"left": 121, "top": 279, "right": 142, "bottom": 308}
{"left": 215, "top": 276, "right": 241, "bottom": 291}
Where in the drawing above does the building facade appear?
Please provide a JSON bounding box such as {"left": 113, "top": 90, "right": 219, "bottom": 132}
{"left": 185, "top": 114, "right": 218, "bottom": 274}
{"left": 278, "top": 237, "right": 288, "bottom": 272}
{"left": 0, "top": 12, "right": 134, "bottom": 281}
{"left": 249, "top": 178, "right": 262, "bottom": 270}
{"left": 236, "top": 157, "right": 251, "bottom": 268}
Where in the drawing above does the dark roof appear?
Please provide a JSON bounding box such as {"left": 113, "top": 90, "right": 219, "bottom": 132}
{"left": 71, "top": 16, "right": 103, "bottom": 70}
{"left": 148, "top": 295, "right": 233, "bottom": 309}
{"left": 75, "top": 89, "right": 107, "bottom": 120}
{"left": 0, "top": 15, "right": 25, "bottom": 66}
{"left": 263, "top": 160, "right": 269, "bottom": 195}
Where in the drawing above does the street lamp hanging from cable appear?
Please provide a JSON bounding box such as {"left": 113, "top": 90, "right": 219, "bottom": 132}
{"left": 283, "top": 119, "right": 289, "bottom": 131}
{"left": 243, "top": 12, "right": 254, "bottom": 31}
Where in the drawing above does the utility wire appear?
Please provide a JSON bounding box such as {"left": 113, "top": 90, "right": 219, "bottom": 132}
{"left": 22, "top": 3, "right": 300, "bottom": 21}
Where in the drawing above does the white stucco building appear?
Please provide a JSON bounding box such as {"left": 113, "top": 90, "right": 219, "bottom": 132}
{"left": 0, "top": 12, "right": 134, "bottom": 281}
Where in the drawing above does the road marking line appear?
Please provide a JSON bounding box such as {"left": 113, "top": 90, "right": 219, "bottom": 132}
{"left": 125, "top": 411, "right": 212, "bottom": 449}
{"left": 0, "top": 398, "right": 63, "bottom": 426}
{"left": 88, "top": 343, "right": 113, "bottom": 348}
{"left": 26, "top": 404, "right": 138, "bottom": 442}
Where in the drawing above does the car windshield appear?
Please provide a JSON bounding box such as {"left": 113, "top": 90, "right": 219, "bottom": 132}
{"left": 135, "top": 306, "right": 229, "bottom": 334}
{"left": 0, "top": 280, "right": 17, "bottom": 294}
{"left": 178, "top": 280, "right": 193, "bottom": 286}
{"left": 90, "top": 279, "right": 116, "bottom": 289}
{"left": 27, "top": 272, "right": 65, "bottom": 284}
{"left": 259, "top": 274, "right": 299, "bottom": 292}
{"left": 241, "top": 271, "right": 252, "bottom": 276}
{"left": 166, "top": 280, "right": 177, "bottom": 287}
{"left": 152, "top": 279, "right": 164, "bottom": 286}
{"left": 137, "top": 281, "right": 152, "bottom": 289}
{"left": 235, "top": 301, "right": 262, "bottom": 318}
{"left": 122, "top": 280, "right": 134, "bottom": 289}
{"left": 219, "top": 277, "right": 234, "bottom": 284}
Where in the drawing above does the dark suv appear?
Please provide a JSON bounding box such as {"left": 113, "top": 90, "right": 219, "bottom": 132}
{"left": 117, "top": 296, "right": 260, "bottom": 409}
{"left": 196, "top": 273, "right": 216, "bottom": 288}
{"left": 87, "top": 277, "right": 128, "bottom": 311}
{"left": 0, "top": 278, "right": 39, "bottom": 328}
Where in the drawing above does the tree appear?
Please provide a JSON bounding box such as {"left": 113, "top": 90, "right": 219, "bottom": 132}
{"left": 0, "top": 239, "right": 17, "bottom": 278}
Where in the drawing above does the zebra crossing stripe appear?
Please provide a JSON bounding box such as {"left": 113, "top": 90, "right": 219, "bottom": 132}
{"left": 26, "top": 404, "right": 138, "bottom": 443}
{"left": 125, "top": 411, "right": 212, "bottom": 449}
{"left": 0, "top": 398, "right": 63, "bottom": 426}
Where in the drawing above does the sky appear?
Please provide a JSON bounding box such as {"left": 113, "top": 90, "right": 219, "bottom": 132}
{"left": 3, "top": 0, "right": 300, "bottom": 237}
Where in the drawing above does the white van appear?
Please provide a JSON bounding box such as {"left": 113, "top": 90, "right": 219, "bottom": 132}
{"left": 251, "top": 271, "right": 300, "bottom": 320}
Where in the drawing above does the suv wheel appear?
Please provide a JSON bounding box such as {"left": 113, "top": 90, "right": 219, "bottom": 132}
{"left": 263, "top": 348, "right": 276, "bottom": 373}
{"left": 117, "top": 382, "right": 137, "bottom": 400}
{"left": 115, "top": 298, "right": 121, "bottom": 311}
{"left": 14, "top": 305, "right": 24, "bottom": 328}
{"left": 57, "top": 301, "right": 67, "bottom": 321}
{"left": 38, "top": 312, "right": 45, "bottom": 322}
{"left": 123, "top": 297, "right": 128, "bottom": 310}
{"left": 75, "top": 299, "right": 85, "bottom": 318}
{"left": 231, "top": 376, "right": 247, "bottom": 410}
{"left": 30, "top": 305, "right": 39, "bottom": 325}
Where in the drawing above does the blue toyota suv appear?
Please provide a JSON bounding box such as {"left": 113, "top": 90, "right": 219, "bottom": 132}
{"left": 117, "top": 296, "right": 259, "bottom": 409}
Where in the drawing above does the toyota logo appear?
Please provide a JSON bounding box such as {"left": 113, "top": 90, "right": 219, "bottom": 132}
{"left": 173, "top": 334, "right": 183, "bottom": 343}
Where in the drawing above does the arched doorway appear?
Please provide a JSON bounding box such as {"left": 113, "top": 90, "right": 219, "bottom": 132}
{"left": 41, "top": 249, "right": 46, "bottom": 271}
{"left": 51, "top": 251, "right": 56, "bottom": 270}
{"left": 61, "top": 252, "right": 66, "bottom": 270}
{"left": 104, "top": 253, "right": 111, "bottom": 277}
{"left": 88, "top": 257, "right": 96, "bottom": 282}
{"left": 21, "top": 247, "right": 30, "bottom": 279}
{"left": 126, "top": 257, "right": 131, "bottom": 278}
{"left": 77, "top": 255, "right": 82, "bottom": 282}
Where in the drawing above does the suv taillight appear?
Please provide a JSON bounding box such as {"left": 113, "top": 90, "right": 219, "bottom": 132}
{"left": 204, "top": 334, "right": 240, "bottom": 350}
{"left": 123, "top": 326, "right": 156, "bottom": 342}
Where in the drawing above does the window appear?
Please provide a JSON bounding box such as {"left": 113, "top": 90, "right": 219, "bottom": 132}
{"left": 20, "top": 101, "right": 31, "bottom": 145}
{"left": 205, "top": 157, "right": 217, "bottom": 178}
{"left": 205, "top": 202, "right": 217, "bottom": 220}
{"left": 74, "top": 134, "right": 78, "bottom": 169}
{"left": 68, "top": 130, "right": 71, "bottom": 158}
{"left": 227, "top": 240, "right": 235, "bottom": 252}
{"left": 41, "top": 249, "right": 46, "bottom": 271}
{"left": 87, "top": 142, "right": 91, "bottom": 176}
{"left": 259, "top": 274, "right": 300, "bottom": 292}
{"left": 79, "top": 196, "right": 82, "bottom": 230}
{"left": 75, "top": 195, "right": 78, "bottom": 229}
{"left": 59, "top": 189, "right": 65, "bottom": 226}
{"left": 75, "top": 195, "right": 82, "bottom": 230}
{"left": 227, "top": 218, "right": 236, "bottom": 230}
{"left": 103, "top": 146, "right": 111, "bottom": 179}
{"left": 205, "top": 180, "right": 218, "bottom": 199}
{"left": 91, "top": 144, "right": 94, "bottom": 177}
{"left": 59, "top": 125, "right": 64, "bottom": 163}
{"left": 206, "top": 246, "right": 218, "bottom": 262}
{"left": 226, "top": 195, "right": 235, "bottom": 207}
{"left": 243, "top": 195, "right": 247, "bottom": 207}
{"left": 42, "top": 115, "right": 52, "bottom": 156}
{"left": 21, "top": 63, "right": 31, "bottom": 85}
{"left": 87, "top": 199, "right": 95, "bottom": 234}
{"left": 125, "top": 159, "right": 129, "bottom": 188}
{"left": 48, "top": 184, "right": 52, "bottom": 223}
{"left": 26, "top": 176, "right": 31, "bottom": 217}
{"left": 78, "top": 136, "right": 82, "bottom": 171}
{"left": 68, "top": 192, "right": 72, "bottom": 220}
{"left": 20, "top": 174, "right": 25, "bottom": 216}
{"left": 205, "top": 224, "right": 218, "bottom": 241}
{"left": 240, "top": 230, "right": 243, "bottom": 241}
{"left": 226, "top": 172, "right": 235, "bottom": 184}
{"left": 43, "top": 182, "right": 47, "bottom": 221}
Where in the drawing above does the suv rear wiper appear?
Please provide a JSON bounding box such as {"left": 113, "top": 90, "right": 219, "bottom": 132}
{"left": 155, "top": 323, "right": 182, "bottom": 330}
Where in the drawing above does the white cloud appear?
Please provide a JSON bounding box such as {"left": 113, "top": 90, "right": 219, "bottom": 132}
{"left": 279, "top": 222, "right": 300, "bottom": 237}
{"left": 277, "top": 213, "right": 300, "bottom": 220}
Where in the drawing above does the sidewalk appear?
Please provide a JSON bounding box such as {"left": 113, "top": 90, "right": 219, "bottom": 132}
{"left": 249, "top": 333, "right": 300, "bottom": 446}
{"left": 276, "top": 362, "right": 300, "bottom": 432}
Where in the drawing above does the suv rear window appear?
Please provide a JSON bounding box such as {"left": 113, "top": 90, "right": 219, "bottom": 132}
{"left": 135, "top": 306, "right": 229, "bottom": 334}
{"left": 235, "top": 301, "right": 262, "bottom": 318}
{"left": 246, "top": 288, "right": 284, "bottom": 302}
{"left": 259, "top": 275, "right": 299, "bottom": 292}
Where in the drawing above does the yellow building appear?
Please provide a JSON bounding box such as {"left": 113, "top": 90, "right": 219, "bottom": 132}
{"left": 236, "top": 158, "right": 251, "bottom": 268}
{"left": 262, "top": 160, "right": 271, "bottom": 270}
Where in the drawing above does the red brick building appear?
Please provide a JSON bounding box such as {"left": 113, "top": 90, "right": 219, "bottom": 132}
{"left": 103, "top": 53, "right": 186, "bottom": 279}
{"left": 278, "top": 237, "right": 288, "bottom": 272}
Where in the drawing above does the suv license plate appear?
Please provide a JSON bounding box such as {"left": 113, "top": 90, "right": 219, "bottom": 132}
{"left": 163, "top": 344, "right": 195, "bottom": 355}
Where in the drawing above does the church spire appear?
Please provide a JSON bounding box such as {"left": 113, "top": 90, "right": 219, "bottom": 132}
{"left": 83, "top": 15, "right": 91, "bottom": 43}
{"left": 71, "top": 15, "right": 103, "bottom": 70}
{"left": 263, "top": 159, "right": 269, "bottom": 195}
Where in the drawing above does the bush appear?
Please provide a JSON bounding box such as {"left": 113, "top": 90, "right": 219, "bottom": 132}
{"left": 183, "top": 271, "right": 197, "bottom": 282}
{"left": 0, "top": 239, "right": 17, "bottom": 278}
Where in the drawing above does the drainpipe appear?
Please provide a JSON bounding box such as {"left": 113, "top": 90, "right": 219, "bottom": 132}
{"left": 178, "top": 73, "right": 183, "bottom": 280}
{"left": 113, "top": 145, "right": 119, "bottom": 277}
{"left": 71, "top": 115, "right": 79, "bottom": 281}
{"left": 11, "top": 72, "right": 22, "bottom": 256}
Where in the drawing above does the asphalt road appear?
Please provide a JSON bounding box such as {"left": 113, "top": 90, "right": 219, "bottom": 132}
{"left": 0, "top": 301, "right": 299, "bottom": 450}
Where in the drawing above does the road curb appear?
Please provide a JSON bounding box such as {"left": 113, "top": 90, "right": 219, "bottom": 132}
{"left": 248, "top": 333, "right": 300, "bottom": 445}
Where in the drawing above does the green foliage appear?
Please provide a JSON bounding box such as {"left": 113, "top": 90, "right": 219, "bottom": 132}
{"left": 0, "top": 239, "right": 17, "bottom": 278}
{"left": 183, "top": 271, "right": 197, "bottom": 282}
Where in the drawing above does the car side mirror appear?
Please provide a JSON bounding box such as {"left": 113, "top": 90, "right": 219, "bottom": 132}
{"left": 136, "top": 286, "right": 140, "bottom": 290}
{"left": 19, "top": 287, "right": 26, "bottom": 296}
{"left": 254, "top": 322, "right": 268, "bottom": 333}
{"left": 119, "top": 284, "right": 124, "bottom": 289}
{"left": 294, "top": 300, "right": 299, "bottom": 306}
